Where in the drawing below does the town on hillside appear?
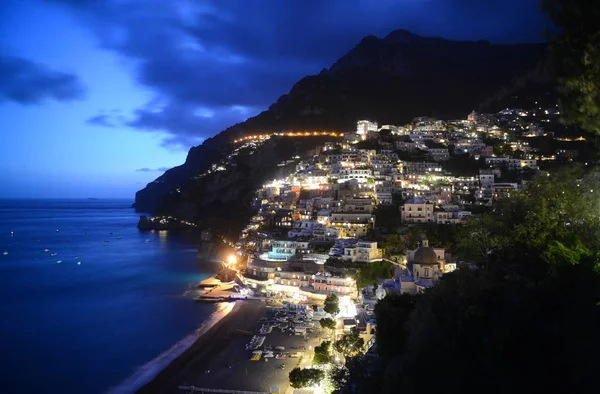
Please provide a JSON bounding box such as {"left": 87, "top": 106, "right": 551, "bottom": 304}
{"left": 230, "top": 102, "right": 589, "bottom": 300}
{"left": 175, "top": 102, "right": 595, "bottom": 393}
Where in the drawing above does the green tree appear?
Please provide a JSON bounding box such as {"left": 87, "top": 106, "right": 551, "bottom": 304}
{"left": 319, "top": 317, "right": 336, "bottom": 331}
{"left": 323, "top": 293, "right": 340, "bottom": 316}
{"left": 313, "top": 340, "right": 332, "bottom": 364}
{"left": 356, "top": 260, "right": 394, "bottom": 291}
{"left": 382, "top": 234, "right": 405, "bottom": 256}
{"left": 543, "top": 0, "right": 600, "bottom": 135}
{"left": 288, "top": 368, "right": 324, "bottom": 389}
{"left": 334, "top": 333, "right": 365, "bottom": 358}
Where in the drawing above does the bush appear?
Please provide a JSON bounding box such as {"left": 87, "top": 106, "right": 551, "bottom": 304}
{"left": 288, "top": 367, "right": 325, "bottom": 388}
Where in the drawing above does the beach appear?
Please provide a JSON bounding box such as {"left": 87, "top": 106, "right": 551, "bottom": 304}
{"left": 136, "top": 300, "right": 326, "bottom": 394}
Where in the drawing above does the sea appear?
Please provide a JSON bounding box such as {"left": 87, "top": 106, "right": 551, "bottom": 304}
{"left": 0, "top": 199, "right": 222, "bottom": 394}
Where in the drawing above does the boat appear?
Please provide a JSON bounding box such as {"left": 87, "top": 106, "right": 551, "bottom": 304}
{"left": 252, "top": 350, "right": 263, "bottom": 355}
{"left": 56, "top": 260, "right": 62, "bottom": 264}
{"left": 50, "top": 253, "right": 57, "bottom": 256}
{"left": 194, "top": 296, "right": 225, "bottom": 303}
{"left": 43, "top": 249, "right": 50, "bottom": 253}
{"left": 258, "top": 325, "right": 273, "bottom": 334}
{"left": 145, "top": 239, "right": 150, "bottom": 243}
{"left": 2, "top": 251, "right": 7, "bottom": 256}
{"left": 245, "top": 335, "right": 266, "bottom": 350}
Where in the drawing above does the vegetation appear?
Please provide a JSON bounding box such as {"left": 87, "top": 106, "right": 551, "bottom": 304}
{"left": 323, "top": 293, "right": 340, "bottom": 316}
{"left": 319, "top": 317, "right": 336, "bottom": 331}
{"left": 313, "top": 340, "right": 332, "bottom": 364}
{"left": 355, "top": 260, "right": 394, "bottom": 290}
{"left": 543, "top": 0, "right": 600, "bottom": 135}
{"left": 374, "top": 293, "right": 417, "bottom": 363}
{"left": 288, "top": 367, "right": 325, "bottom": 389}
{"left": 334, "top": 167, "right": 600, "bottom": 394}
{"left": 333, "top": 333, "right": 365, "bottom": 358}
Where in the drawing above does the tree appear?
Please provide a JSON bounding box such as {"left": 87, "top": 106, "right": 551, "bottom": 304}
{"left": 374, "top": 293, "right": 417, "bottom": 363}
{"left": 382, "top": 234, "right": 405, "bottom": 256}
{"left": 343, "top": 168, "right": 600, "bottom": 394}
{"left": 331, "top": 356, "right": 383, "bottom": 394}
{"left": 288, "top": 368, "right": 324, "bottom": 389}
{"left": 334, "top": 333, "right": 365, "bottom": 358}
{"left": 313, "top": 340, "right": 332, "bottom": 364}
{"left": 356, "top": 260, "right": 394, "bottom": 291}
{"left": 319, "top": 317, "right": 336, "bottom": 331}
{"left": 323, "top": 293, "right": 340, "bottom": 316}
{"left": 543, "top": 0, "right": 600, "bottom": 135}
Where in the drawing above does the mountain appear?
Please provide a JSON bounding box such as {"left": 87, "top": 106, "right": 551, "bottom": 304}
{"left": 135, "top": 29, "right": 548, "bottom": 221}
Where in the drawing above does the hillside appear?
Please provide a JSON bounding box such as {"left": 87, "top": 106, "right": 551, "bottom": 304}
{"left": 135, "top": 29, "right": 548, "bottom": 217}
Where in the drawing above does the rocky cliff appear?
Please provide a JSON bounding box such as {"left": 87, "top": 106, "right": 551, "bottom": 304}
{"left": 135, "top": 29, "right": 549, "bottom": 221}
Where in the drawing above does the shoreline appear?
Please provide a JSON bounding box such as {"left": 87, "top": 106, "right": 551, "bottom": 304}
{"left": 106, "top": 302, "right": 236, "bottom": 394}
{"left": 135, "top": 300, "right": 267, "bottom": 394}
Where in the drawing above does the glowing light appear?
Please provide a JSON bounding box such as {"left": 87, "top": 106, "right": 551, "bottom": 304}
{"left": 227, "top": 255, "right": 237, "bottom": 265}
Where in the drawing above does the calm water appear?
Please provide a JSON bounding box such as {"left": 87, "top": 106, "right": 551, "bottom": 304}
{"left": 0, "top": 199, "right": 217, "bottom": 394}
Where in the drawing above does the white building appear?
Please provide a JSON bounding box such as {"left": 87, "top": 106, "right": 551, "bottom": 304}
{"left": 357, "top": 120, "right": 378, "bottom": 136}
{"left": 287, "top": 221, "right": 318, "bottom": 238}
{"left": 339, "top": 168, "right": 373, "bottom": 183}
{"left": 312, "top": 227, "right": 340, "bottom": 243}
{"left": 342, "top": 241, "right": 383, "bottom": 263}
{"left": 427, "top": 148, "right": 450, "bottom": 161}
{"left": 400, "top": 197, "right": 434, "bottom": 223}
{"left": 434, "top": 210, "right": 472, "bottom": 224}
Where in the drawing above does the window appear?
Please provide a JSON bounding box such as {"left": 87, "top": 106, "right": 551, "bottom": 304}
{"left": 424, "top": 268, "right": 430, "bottom": 277}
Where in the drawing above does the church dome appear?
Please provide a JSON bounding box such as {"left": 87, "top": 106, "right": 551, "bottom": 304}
{"left": 413, "top": 246, "right": 438, "bottom": 265}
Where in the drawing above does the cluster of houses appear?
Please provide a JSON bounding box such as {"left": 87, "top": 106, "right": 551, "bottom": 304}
{"left": 236, "top": 107, "right": 570, "bottom": 299}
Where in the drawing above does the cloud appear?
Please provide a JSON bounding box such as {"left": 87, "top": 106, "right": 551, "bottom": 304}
{"left": 0, "top": 54, "right": 85, "bottom": 105}
{"left": 45, "top": 0, "right": 549, "bottom": 147}
{"left": 86, "top": 109, "right": 126, "bottom": 127}
{"left": 86, "top": 114, "right": 116, "bottom": 127}
{"left": 135, "top": 167, "right": 170, "bottom": 172}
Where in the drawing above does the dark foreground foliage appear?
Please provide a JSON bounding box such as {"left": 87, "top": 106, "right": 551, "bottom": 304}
{"left": 334, "top": 167, "right": 600, "bottom": 394}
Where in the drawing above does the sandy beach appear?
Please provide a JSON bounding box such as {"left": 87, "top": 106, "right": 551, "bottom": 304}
{"left": 136, "top": 300, "right": 326, "bottom": 394}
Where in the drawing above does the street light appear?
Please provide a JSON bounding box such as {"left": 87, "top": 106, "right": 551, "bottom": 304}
{"left": 227, "top": 255, "right": 237, "bottom": 265}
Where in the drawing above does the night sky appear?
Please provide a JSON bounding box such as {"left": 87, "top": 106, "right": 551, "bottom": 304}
{"left": 1, "top": 0, "right": 549, "bottom": 198}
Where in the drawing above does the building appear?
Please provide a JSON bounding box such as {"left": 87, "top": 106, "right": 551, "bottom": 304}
{"left": 402, "top": 162, "right": 442, "bottom": 174}
{"left": 434, "top": 210, "right": 472, "bottom": 224}
{"left": 400, "top": 197, "right": 434, "bottom": 223}
{"left": 399, "top": 239, "right": 455, "bottom": 294}
{"left": 267, "top": 239, "right": 311, "bottom": 261}
{"left": 339, "top": 168, "right": 373, "bottom": 183}
{"left": 312, "top": 273, "right": 357, "bottom": 295}
{"left": 427, "top": 148, "right": 450, "bottom": 161}
{"left": 342, "top": 241, "right": 383, "bottom": 263}
{"left": 287, "top": 221, "right": 318, "bottom": 238}
{"left": 311, "top": 227, "right": 340, "bottom": 244}
{"left": 330, "top": 212, "right": 375, "bottom": 238}
{"left": 479, "top": 169, "right": 496, "bottom": 188}
{"left": 467, "top": 110, "right": 478, "bottom": 122}
{"left": 491, "top": 183, "right": 518, "bottom": 200}
{"left": 357, "top": 120, "right": 378, "bottom": 136}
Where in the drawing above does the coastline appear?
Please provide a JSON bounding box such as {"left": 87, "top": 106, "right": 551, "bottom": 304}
{"left": 135, "top": 300, "right": 267, "bottom": 394}
{"left": 106, "top": 302, "right": 236, "bottom": 394}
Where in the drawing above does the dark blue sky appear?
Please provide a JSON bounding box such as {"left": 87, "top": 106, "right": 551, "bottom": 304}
{"left": 0, "top": 0, "right": 549, "bottom": 198}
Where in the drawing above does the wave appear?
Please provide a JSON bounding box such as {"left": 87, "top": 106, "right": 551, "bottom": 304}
{"left": 105, "top": 302, "right": 236, "bottom": 394}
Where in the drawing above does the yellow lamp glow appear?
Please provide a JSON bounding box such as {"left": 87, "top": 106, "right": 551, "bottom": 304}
{"left": 227, "top": 255, "right": 237, "bottom": 265}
